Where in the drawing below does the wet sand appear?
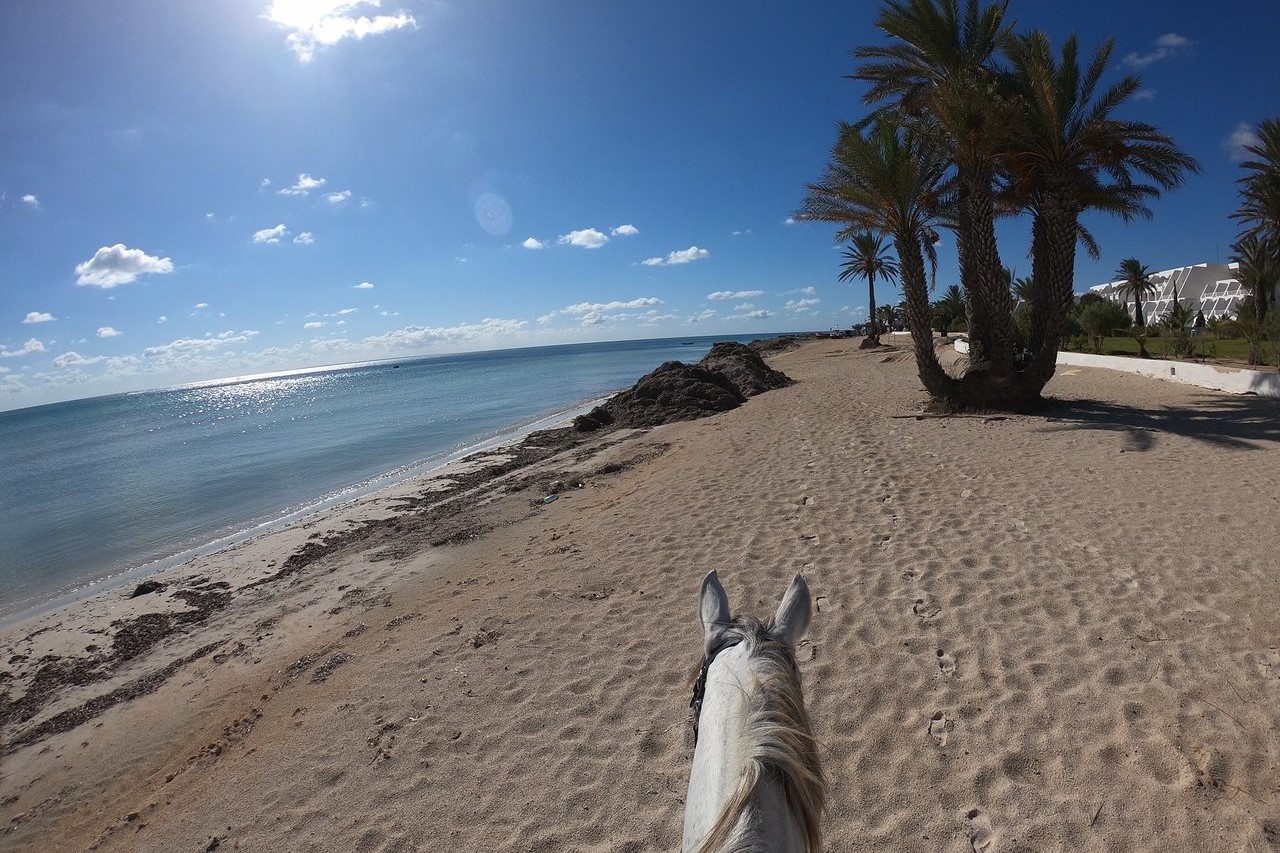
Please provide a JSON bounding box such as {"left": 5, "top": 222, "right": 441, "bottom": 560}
{"left": 3, "top": 339, "right": 1279, "bottom": 851}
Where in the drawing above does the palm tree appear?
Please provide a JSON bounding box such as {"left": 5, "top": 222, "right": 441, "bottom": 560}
{"left": 933, "top": 284, "right": 966, "bottom": 334}
{"left": 1230, "top": 118, "right": 1280, "bottom": 321}
{"left": 1114, "top": 258, "right": 1157, "bottom": 327}
{"left": 877, "top": 304, "right": 899, "bottom": 333}
{"left": 1231, "top": 232, "right": 1280, "bottom": 326}
{"left": 795, "top": 120, "right": 953, "bottom": 395}
{"left": 1001, "top": 31, "right": 1199, "bottom": 382}
{"left": 838, "top": 233, "right": 899, "bottom": 346}
{"left": 1010, "top": 275, "right": 1034, "bottom": 307}
{"left": 854, "top": 0, "right": 1016, "bottom": 374}
{"left": 1232, "top": 118, "right": 1280, "bottom": 246}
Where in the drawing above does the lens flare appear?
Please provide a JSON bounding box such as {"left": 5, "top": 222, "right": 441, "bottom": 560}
{"left": 474, "top": 193, "right": 512, "bottom": 236}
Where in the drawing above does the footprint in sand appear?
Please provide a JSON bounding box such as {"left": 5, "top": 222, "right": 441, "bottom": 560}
{"left": 1256, "top": 649, "right": 1280, "bottom": 680}
{"left": 966, "top": 809, "right": 995, "bottom": 852}
{"left": 937, "top": 649, "right": 956, "bottom": 676}
{"left": 913, "top": 596, "right": 941, "bottom": 620}
{"left": 928, "top": 712, "right": 950, "bottom": 746}
{"left": 1112, "top": 569, "right": 1139, "bottom": 591}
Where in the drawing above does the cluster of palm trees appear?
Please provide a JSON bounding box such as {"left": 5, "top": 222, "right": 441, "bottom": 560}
{"left": 1229, "top": 119, "right": 1279, "bottom": 332}
{"left": 796, "top": 0, "right": 1198, "bottom": 411}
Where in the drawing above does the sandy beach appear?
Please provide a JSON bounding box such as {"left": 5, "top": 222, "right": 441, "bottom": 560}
{"left": 3, "top": 339, "right": 1279, "bottom": 852}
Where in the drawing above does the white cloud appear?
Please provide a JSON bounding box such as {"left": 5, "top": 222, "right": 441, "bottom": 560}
{"left": 142, "top": 330, "right": 260, "bottom": 358}
{"left": 687, "top": 309, "right": 717, "bottom": 324}
{"left": 265, "top": 1, "right": 418, "bottom": 63}
{"left": 707, "top": 290, "right": 764, "bottom": 300}
{"left": 354, "top": 281, "right": 374, "bottom": 289}
{"left": 785, "top": 298, "right": 820, "bottom": 314}
{"left": 23, "top": 312, "right": 55, "bottom": 324}
{"left": 538, "top": 297, "right": 663, "bottom": 326}
{"left": 304, "top": 321, "right": 326, "bottom": 329}
{"left": 783, "top": 216, "right": 797, "bottom": 225}
{"left": 74, "top": 244, "right": 175, "bottom": 288}
{"left": 325, "top": 190, "right": 352, "bottom": 203}
{"left": 646, "top": 246, "right": 710, "bottom": 266}
{"left": 731, "top": 229, "right": 751, "bottom": 237}
{"left": 0, "top": 338, "right": 46, "bottom": 358}
{"left": 564, "top": 298, "right": 660, "bottom": 315}
{"left": 742, "top": 309, "right": 773, "bottom": 319}
{"left": 293, "top": 231, "right": 315, "bottom": 244}
{"left": 1226, "top": 122, "right": 1262, "bottom": 163}
{"left": 1123, "top": 33, "right": 1192, "bottom": 68}
{"left": 798, "top": 286, "right": 816, "bottom": 295}
{"left": 611, "top": 224, "right": 639, "bottom": 237}
{"left": 336, "top": 307, "right": 357, "bottom": 315}
{"left": 1132, "top": 88, "right": 1157, "bottom": 101}
{"left": 97, "top": 326, "right": 122, "bottom": 338}
{"left": 522, "top": 237, "right": 545, "bottom": 250}
{"left": 158, "top": 315, "right": 168, "bottom": 323}
{"left": 557, "top": 228, "right": 609, "bottom": 249}
{"left": 277, "top": 173, "right": 327, "bottom": 196}
{"left": 253, "top": 224, "right": 288, "bottom": 244}
{"left": 312, "top": 318, "right": 526, "bottom": 354}
{"left": 194, "top": 302, "right": 209, "bottom": 309}
{"left": 53, "top": 351, "right": 106, "bottom": 368}
{"left": 21, "top": 194, "right": 39, "bottom": 208}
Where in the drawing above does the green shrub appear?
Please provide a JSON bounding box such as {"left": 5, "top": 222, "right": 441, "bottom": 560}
{"left": 1077, "top": 300, "right": 1132, "bottom": 353}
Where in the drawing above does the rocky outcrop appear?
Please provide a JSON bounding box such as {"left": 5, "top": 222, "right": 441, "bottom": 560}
{"left": 698, "top": 342, "right": 792, "bottom": 397}
{"left": 595, "top": 361, "right": 745, "bottom": 428}
{"left": 573, "top": 342, "right": 793, "bottom": 432}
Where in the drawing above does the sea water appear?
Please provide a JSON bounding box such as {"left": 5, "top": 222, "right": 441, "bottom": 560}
{"left": 0, "top": 335, "right": 780, "bottom": 617}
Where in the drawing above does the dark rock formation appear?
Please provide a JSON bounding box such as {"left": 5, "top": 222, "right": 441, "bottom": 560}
{"left": 698, "top": 342, "right": 793, "bottom": 397}
{"left": 748, "top": 336, "right": 804, "bottom": 356}
{"left": 128, "top": 580, "right": 166, "bottom": 598}
{"left": 571, "top": 341, "right": 794, "bottom": 432}
{"left": 596, "top": 361, "right": 745, "bottom": 428}
{"left": 572, "top": 406, "right": 615, "bottom": 433}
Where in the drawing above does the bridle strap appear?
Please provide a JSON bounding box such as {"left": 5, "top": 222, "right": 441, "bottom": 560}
{"left": 690, "top": 636, "right": 742, "bottom": 746}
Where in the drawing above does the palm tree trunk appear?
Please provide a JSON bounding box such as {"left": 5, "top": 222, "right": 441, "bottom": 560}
{"left": 1024, "top": 193, "right": 1078, "bottom": 389}
{"left": 896, "top": 235, "right": 950, "bottom": 397}
{"left": 867, "top": 274, "right": 879, "bottom": 345}
{"left": 958, "top": 177, "right": 1012, "bottom": 376}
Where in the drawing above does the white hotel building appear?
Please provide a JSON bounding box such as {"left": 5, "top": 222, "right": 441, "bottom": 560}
{"left": 1089, "top": 262, "right": 1249, "bottom": 324}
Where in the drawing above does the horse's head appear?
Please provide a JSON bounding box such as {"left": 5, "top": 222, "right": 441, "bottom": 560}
{"left": 700, "top": 569, "right": 811, "bottom": 659}
{"left": 684, "top": 571, "right": 823, "bottom": 853}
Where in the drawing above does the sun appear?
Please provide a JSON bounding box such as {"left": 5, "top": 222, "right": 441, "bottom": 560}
{"left": 263, "top": 0, "right": 361, "bottom": 30}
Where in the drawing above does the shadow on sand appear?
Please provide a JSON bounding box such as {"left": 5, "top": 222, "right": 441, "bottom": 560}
{"left": 1037, "top": 392, "right": 1280, "bottom": 452}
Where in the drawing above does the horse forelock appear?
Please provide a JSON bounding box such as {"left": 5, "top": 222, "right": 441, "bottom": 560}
{"left": 694, "top": 616, "right": 825, "bottom": 853}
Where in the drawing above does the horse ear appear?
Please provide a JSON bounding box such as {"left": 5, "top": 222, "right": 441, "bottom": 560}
{"left": 772, "top": 574, "right": 811, "bottom": 649}
{"left": 699, "top": 571, "right": 731, "bottom": 657}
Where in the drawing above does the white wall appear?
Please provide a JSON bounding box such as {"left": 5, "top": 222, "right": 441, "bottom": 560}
{"left": 951, "top": 338, "right": 1279, "bottom": 398}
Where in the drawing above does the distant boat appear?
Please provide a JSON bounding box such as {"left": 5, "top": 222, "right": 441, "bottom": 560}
{"left": 681, "top": 341, "right": 695, "bottom": 345}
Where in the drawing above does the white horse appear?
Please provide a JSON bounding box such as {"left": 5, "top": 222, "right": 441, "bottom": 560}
{"left": 682, "top": 571, "right": 825, "bottom": 853}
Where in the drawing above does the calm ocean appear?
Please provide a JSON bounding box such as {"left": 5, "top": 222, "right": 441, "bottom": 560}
{"left": 0, "top": 334, "right": 780, "bottom": 617}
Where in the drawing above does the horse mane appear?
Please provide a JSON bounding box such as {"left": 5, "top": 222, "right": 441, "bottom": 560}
{"left": 695, "top": 615, "right": 825, "bottom": 853}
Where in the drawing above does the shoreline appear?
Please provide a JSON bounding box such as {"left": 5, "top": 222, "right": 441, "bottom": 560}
{"left": 0, "top": 392, "right": 618, "bottom": 628}
{"left": 3, "top": 339, "right": 1279, "bottom": 851}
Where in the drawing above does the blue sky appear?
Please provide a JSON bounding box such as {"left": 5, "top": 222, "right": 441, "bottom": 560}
{"left": 1, "top": 1, "right": 1276, "bottom": 410}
